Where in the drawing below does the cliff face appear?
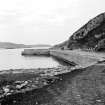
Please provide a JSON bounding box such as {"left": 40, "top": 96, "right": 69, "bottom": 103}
{"left": 67, "top": 12, "right": 105, "bottom": 51}
{"left": 54, "top": 13, "right": 105, "bottom": 51}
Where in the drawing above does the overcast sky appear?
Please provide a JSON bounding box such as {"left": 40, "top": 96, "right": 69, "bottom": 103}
{"left": 0, "top": 0, "right": 105, "bottom": 45}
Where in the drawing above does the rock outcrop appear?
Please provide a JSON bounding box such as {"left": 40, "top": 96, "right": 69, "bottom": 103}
{"left": 95, "top": 39, "right": 105, "bottom": 51}
{"left": 53, "top": 12, "right": 105, "bottom": 51}
{"left": 67, "top": 12, "right": 105, "bottom": 51}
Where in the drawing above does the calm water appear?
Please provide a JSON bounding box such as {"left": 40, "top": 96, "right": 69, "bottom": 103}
{"left": 0, "top": 47, "right": 61, "bottom": 71}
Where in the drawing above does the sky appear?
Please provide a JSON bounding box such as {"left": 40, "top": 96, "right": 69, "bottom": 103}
{"left": 0, "top": 0, "right": 105, "bottom": 45}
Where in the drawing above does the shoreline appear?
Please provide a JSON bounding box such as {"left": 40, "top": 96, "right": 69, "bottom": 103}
{"left": 1, "top": 63, "right": 105, "bottom": 105}
{"left": 0, "top": 65, "right": 78, "bottom": 100}
{"left": 1, "top": 49, "right": 105, "bottom": 104}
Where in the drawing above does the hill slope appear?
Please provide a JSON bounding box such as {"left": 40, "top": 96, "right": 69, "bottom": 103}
{"left": 53, "top": 13, "right": 105, "bottom": 51}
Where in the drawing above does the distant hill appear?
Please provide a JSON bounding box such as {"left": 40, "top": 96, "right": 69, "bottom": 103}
{"left": 0, "top": 42, "right": 51, "bottom": 49}
{"left": 53, "top": 12, "right": 105, "bottom": 51}
{"left": 52, "top": 40, "right": 68, "bottom": 49}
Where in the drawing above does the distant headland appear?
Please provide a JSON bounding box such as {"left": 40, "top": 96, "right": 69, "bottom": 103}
{"left": 0, "top": 42, "right": 51, "bottom": 49}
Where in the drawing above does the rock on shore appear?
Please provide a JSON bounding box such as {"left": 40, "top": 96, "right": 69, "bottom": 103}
{"left": 1, "top": 64, "right": 105, "bottom": 105}
{"left": 0, "top": 66, "right": 74, "bottom": 100}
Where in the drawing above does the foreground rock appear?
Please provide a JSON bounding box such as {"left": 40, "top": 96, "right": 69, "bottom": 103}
{"left": 1, "top": 63, "right": 105, "bottom": 105}
{"left": 22, "top": 49, "right": 50, "bottom": 56}
{"left": 0, "top": 66, "right": 75, "bottom": 102}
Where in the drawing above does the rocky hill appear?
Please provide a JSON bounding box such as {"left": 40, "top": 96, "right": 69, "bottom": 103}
{"left": 53, "top": 12, "right": 105, "bottom": 51}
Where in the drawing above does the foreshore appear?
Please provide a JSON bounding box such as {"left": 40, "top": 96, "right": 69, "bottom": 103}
{"left": 0, "top": 65, "right": 77, "bottom": 103}
{"left": 1, "top": 63, "right": 105, "bottom": 105}
{"left": 1, "top": 49, "right": 105, "bottom": 105}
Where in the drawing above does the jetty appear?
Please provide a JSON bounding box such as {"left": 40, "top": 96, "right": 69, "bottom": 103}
{"left": 50, "top": 49, "right": 105, "bottom": 68}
